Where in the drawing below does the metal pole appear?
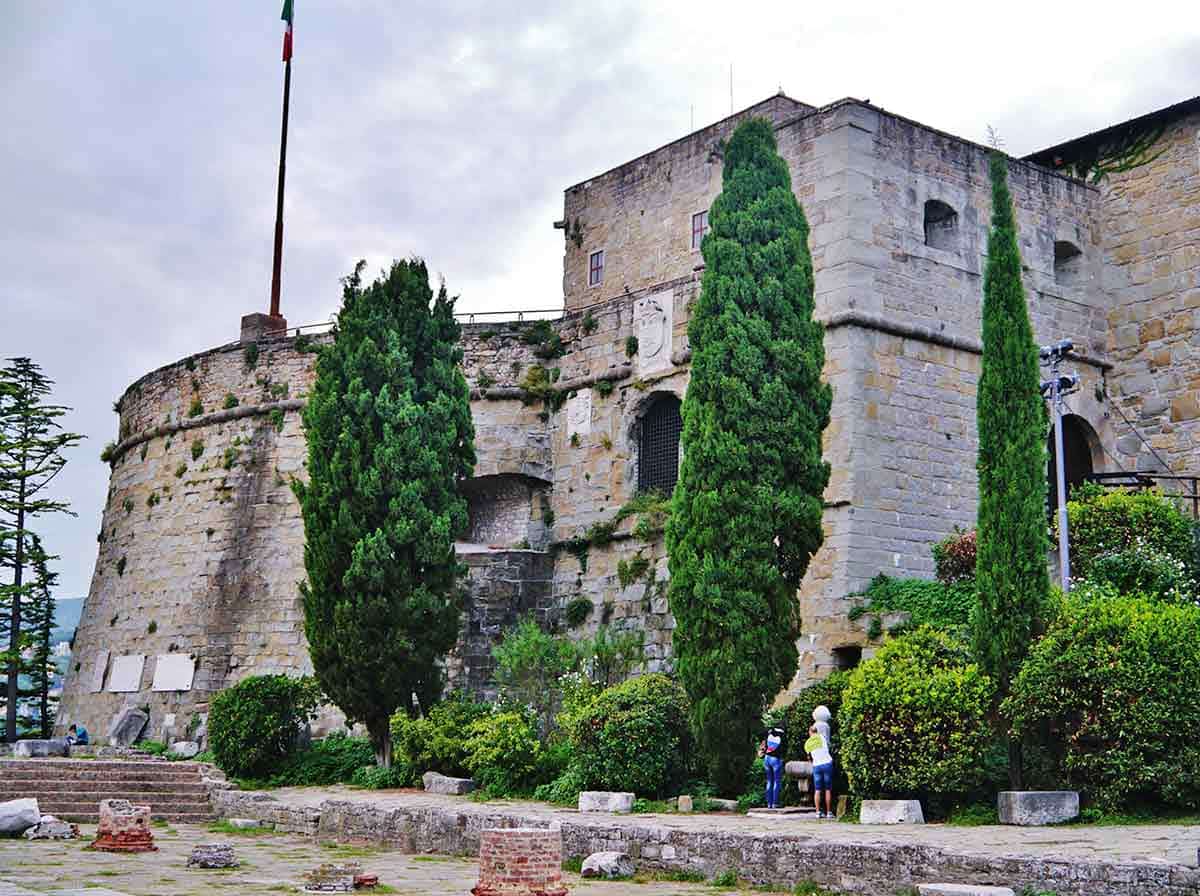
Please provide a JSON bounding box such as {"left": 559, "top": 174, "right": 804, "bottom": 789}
{"left": 269, "top": 57, "right": 292, "bottom": 319}
{"left": 1051, "top": 369, "right": 1071, "bottom": 591}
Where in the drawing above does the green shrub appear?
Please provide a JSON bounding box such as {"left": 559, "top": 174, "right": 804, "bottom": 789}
{"left": 1063, "top": 484, "right": 1197, "bottom": 582}
{"left": 594, "top": 379, "right": 614, "bottom": 398}
{"left": 932, "top": 528, "right": 976, "bottom": 585}
{"left": 188, "top": 397, "right": 203, "bottom": 417}
{"left": 564, "top": 597, "right": 592, "bottom": 628}
{"left": 249, "top": 733, "right": 375, "bottom": 788}
{"left": 1004, "top": 593, "right": 1200, "bottom": 810}
{"left": 350, "top": 762, "right": 412, "bottom": 790}
{"left": 243, "top": 343, "right": 259, "bottom": 369}
{"left": 390, "top": 691, "right": 491, "bottom": 779}
{"left": 850, "top": 574, "right": 974, "bottom": 631}
{"left": 624, "top": 335, "right": 638, "bottom": 357}
{"left": 463, "top": 710, "right": 543, "bottom": 796}
{"left": 580, "top": 625, "right": 643, "bottom": 688}
{"left": 534, "top": 763, "right": 588, "bottom": 805}
{"left": 1084, "top": 540, "right": 1196, "bottom": 603}
{"left": 567, "top": 673, "right": 691, "bottom": 797}
{"left": 208, "top": 674, "right": 321, "bottom": 778}
{"left": 100, "top": 442, "right": 117, "bottom": 464}
{"left": 223, "top": 392, "right": 239, "bottom": 410}
{"left": 492, "top": 617, "right": 579, "bottom": 733}
{"left": 840, "top": 627, "right": 993, "bottom": 800}
{"left": 191, "top": 439, "right": 204, "bottom": 460}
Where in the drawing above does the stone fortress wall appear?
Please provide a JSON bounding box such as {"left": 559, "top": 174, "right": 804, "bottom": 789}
{"left": 58, "top": 94, "right": 1199, "bottom": 738}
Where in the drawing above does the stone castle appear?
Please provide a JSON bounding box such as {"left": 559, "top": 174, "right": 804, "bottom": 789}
{"left": 57, "top": 92, "right": 1200, "bottom": 741}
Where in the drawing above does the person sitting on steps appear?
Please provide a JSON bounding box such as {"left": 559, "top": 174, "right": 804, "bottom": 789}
{"left": 66, "top": 723, "right": 89, "bottom": 746}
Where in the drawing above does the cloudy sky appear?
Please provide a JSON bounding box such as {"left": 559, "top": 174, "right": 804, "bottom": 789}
{"left": 3, "top": 1, "right": 1198, "bottom": 599}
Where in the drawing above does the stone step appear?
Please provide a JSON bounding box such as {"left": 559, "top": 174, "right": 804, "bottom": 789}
{"left": 0, "top": 779, "right": 209, "bottom": 794}
{"left": 49, "top": 810, "right": 215, "bottom": 824}
{"left": 1, "top": 788, "right": 211, "bottom": 804}
{"left": 0, "top": 767, "right": 204, "bottom": 783}
{"left": 33, "top": 799, "right": 213, "bottom": 816}
{"left": 0, "top": 760, "right": 206, "bottom": 775}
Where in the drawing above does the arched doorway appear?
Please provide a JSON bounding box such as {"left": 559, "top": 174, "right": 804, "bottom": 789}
{"left": 1047, "top": 414, "right": 1097, "bottom": 511}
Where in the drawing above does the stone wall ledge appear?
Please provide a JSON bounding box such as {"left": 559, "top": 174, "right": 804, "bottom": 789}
{"left": 475, "top": 364, "right": 635, "bottom": 402}
{"left": 211, "top": 789, "right": 1200, "bottom": 896}
{"left": 107, "top": 398, "right": 306, "bottom": 463}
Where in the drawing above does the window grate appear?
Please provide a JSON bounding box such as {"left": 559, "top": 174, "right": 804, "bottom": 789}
{"left": 638, "top": 397, "right": 682, "bottom": 494}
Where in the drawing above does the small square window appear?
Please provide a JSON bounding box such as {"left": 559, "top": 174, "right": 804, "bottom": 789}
{"left": 588, "top": 250, "right": 604, "bottom": 287}
{"left": 691, "top": 210, "right": 709, "bottom": 250}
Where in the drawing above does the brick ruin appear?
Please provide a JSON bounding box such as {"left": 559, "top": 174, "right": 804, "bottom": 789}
{"left": 57, "top": 93, "right": 1200, "bottom": 739}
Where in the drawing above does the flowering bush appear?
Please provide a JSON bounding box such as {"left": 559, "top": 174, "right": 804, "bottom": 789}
{"left": 1083, "top": 536, "right": 1197, "bottom": 604}
{"left": 932, "top": 528, "right": 976, "bottom": 585}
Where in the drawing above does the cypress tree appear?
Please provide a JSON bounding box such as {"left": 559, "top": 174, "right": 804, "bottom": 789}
{"left": 25, "top": 534, "right": 57, "bottom": 738}
{"left": 295, "top": 260, "right": 475, "bottom": 767}
{"left": 974, "top": 153, "right": 1050, "bottom": 788}
{"left": 666, "top": 119, "right": 831, "bottom": 794}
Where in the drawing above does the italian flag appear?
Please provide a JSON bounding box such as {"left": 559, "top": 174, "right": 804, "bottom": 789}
{"left": 281, "top": 0, "right": 294, "bottom": 61}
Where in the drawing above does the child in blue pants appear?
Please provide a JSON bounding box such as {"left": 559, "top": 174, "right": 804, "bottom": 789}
{"left": 760, "top": 726, "right": 786, "bottom": 809}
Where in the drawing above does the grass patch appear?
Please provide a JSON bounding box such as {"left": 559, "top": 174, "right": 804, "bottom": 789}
{"left": 946, "top": 803, "right": 999, "bottom": 826}
{"left": 1071, "top": 807, "right": 1200, "bottom": 826}
{"left": 206, "top": 820, "right": 277, "bottom": 837}
{"left": 320, "top": 842, "right": 383, "bottom": 858}
{"left": 633, "top": 869, "right": 707, "bottom": 883}
{"left": 412, "top": 855, "right": 467, "bottom": 863}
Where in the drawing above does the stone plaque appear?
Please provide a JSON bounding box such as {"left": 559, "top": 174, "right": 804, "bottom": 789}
{"left": 106, "top": 654, "right": 145, "bottom": 693}
{"left": 634, "top": 290, "right": 673, "bottom": 376}
{"left": 566, "top": 389, "right": 592, "bottom": 436}
{"left": 152, "top": 654, "right": 195, "bottom": 692}
{"left": 88, "top": 649, "right": 110, "bottom": 693}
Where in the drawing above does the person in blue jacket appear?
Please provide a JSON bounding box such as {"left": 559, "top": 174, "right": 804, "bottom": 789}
{"left": 759, "top": 725, "right": 786, "bottom": 809}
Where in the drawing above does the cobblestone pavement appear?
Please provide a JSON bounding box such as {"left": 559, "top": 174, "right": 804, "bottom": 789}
{"left": 271, "top": 786, "right": 1200, "bottom": 868}
{"left": 0, "top": 822, "right": 740, "bottom": 896}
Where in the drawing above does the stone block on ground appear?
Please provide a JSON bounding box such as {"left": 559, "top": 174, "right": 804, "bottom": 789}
{"left": 676, "top": 795, "right": 693, "bottom": 813}
{"left": 0, "top": 798, "right": 41, "bottom": 834}
{"left": 581, "top": 851, "right": 635, "bottom": 879}
{"left": 578, "top": 791, "right": 634, "bottom": 813}
{"left": 706, "top": 798, "right": 738, "bottom": 812}
{"left": 226, "top": 817, "right": 262, "bottom": 830}
{"left": 303, "top": 862, "right": 360, "bottom": 893}
{"left": 87, "top": 799, "right": 156, "bottom": 852}
{"left": 860, "top": 799, "right": 924, "bottom": 824}
{"left": 168, "top": 740, "right": 200, "bottom": 759}
{"left": 107, "top": 708, "right": 149, "bottom": 747}
{"left": 23, "top": 815, "right": 79, "bottom": 840}
{"left": 997, "top": 791, "right": 1079, "bottom": 826}
{"left": 13, "top": 739, "right": 69, "bottom": 758}
{"left": 421, "top": 771, "right": 475, "bottom": 795}
{"left": 187, "top": 843, "right": 238, "bottom": 869}
{"left": 917, "top": 886, "right": 1015, "bottom": 896}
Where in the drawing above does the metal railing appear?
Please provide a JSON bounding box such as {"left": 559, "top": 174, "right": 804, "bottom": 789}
{"left": 281, "top": 307, "right": 563, "bottom": 337}
{"left": 1086, "top": 472, "right": 1200, "bottom": 519}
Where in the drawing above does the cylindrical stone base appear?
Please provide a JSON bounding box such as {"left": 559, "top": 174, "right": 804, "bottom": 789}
{"left": 473, "top": 827, "right": 568, "bottom": 896}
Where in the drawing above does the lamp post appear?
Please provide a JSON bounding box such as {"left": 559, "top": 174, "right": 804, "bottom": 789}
{"left": 1040, "top": 339, "right": 1080, "bottom": 592}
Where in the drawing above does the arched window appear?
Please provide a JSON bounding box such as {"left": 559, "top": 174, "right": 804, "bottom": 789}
{"left": 1054, "top": 241, "right": 1084, "bottom": 286}
{"left": 923, "top": 199, "right": 958, "bottom": 250}
{"left": 1047, "top": 414, "right": 1097, "bottom": 513}
{"left": 637, "top": 394, "right": 682, "bottom": 494}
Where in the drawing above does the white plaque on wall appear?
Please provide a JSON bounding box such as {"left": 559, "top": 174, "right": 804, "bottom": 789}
{"left": 106, "top": 654, "right": 145, "bottom": 693}
{"left": 152, "top": 654, "right": 196, "bottom": 692}
{"left": 566, "top": 389, "right": 593, "bottom": 436}
{"left": 634, "top": 290, "right": 674, "bottom": 376}
{"left": 87, "top": 649, "right": 110, "bottom": 693}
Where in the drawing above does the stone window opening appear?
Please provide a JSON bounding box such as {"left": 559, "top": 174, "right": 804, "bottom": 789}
{"left": 588, "top": 250, "right": 605, "bottom": 287}
{"left": 832, "top": 645, "right": 862, "bottom": 671}
{"left": 691, "top": 210, "right": 709, "bottom": 250}
{"left": 1054, "top": 241, "right": 1084, "bottom": 287}
{"left": 923, "top": 199, "right": 959, "bottom": 251}
{"left": 635, "top": 393, "right": 682, "bottom": 495}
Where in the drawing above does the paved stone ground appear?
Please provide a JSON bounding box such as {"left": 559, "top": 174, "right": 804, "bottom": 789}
{"left": 0, "top": 822, "right": 746, "bottom": 896}
{"left": 271, "top": 786, "right": 1200, "bottom": 867}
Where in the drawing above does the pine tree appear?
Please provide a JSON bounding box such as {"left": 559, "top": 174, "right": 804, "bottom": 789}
{"left": 0, "top": 358, "right": 82, "bottom": 741}
{"left": 973, "top": 153, "right": 1050, "bottom": 788}
{"left": 666, "top": 119, "right": 831, "bottom": 794}
{"left": 295, "top": 260, "right": 475, "bottom": 766}
{"left": 25, "top": 534, "right": 58, "bottom": 738}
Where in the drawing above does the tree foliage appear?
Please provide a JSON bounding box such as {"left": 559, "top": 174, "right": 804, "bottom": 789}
{"left": 208, "top": 674, "right": 322, "bottom": 778}
{"left": 294, "top": 260, "right": 475, "bottom": 766}
{"left": 666, "top": 118, "right": 831, "bottom": 793}
{"left": 0, "top": 358, "right": 82, "bottom": 741}
{"left": 972, "top": 155, "right": 1050, "bottom": 781}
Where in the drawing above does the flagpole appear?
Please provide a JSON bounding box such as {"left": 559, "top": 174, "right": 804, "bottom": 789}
{"left": 269, "top": 34, "right": 292, "bottom": 318}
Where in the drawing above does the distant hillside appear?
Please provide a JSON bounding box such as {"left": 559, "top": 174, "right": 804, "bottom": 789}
{"left": 52, "top": 597, "right": 85, "bottom": 645}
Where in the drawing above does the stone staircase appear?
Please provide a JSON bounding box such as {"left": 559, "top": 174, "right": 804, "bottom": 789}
{"left": 0, "top": 759, "right": 215, "bottom": 824}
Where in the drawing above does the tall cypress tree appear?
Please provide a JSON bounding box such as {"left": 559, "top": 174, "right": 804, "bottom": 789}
{"left": 974, "top": 153, "right": 1050, "bottom": 788}
{"left": 25, "top": 534, "right": 57, "bottom": 738}
{"left": 0, "top": 358, "right": 82, "bottom": 741}
{"left": 295, "top": 260, "right": 475, "bottom": 766}
{"left": 666, "top": 119, "right": 831, "bottom": 794}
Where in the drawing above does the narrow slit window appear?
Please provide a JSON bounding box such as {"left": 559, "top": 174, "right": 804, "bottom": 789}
{"left": 588, "top": 250, "right": 605, "bottom": 287}
{"left": 691, "top": 210, "right": 709, "bottom": 250}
